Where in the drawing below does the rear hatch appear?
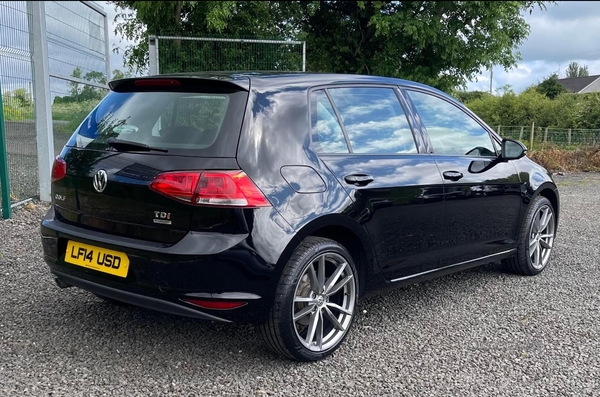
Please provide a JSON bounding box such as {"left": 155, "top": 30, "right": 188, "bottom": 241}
{"left": 52, "top": 77, "right": 253, "bottom": 244}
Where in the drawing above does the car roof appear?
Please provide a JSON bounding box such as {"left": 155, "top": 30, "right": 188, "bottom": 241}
{"left": 142, "top": 71, "right": 444, "bottom": 94}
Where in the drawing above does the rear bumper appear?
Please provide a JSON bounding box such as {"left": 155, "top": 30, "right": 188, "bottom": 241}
{"left": 52, "top": 270, "right": 230, "bottom": 322}
{"left": 40, "top": 207, "right": 279, "bottom": 323}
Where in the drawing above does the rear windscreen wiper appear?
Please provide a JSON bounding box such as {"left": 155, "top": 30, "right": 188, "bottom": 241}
{"left": 107, "top": 138, "right": 168, "bottom": 153}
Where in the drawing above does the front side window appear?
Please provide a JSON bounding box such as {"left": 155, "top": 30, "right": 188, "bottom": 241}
{"left": 328, "top": 87, "right": 417, "bottom": 154}
{"left": 406, "top": 90, "right": 496, "bottom": 157}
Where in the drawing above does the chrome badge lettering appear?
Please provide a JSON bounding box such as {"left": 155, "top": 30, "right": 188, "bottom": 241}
{"left": 153, "top": 211, "right": 172, "bottom": 225}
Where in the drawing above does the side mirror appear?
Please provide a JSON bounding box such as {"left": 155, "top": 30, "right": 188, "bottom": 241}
{"left": 501, "top": 139, "right": 527, "bottom": 160}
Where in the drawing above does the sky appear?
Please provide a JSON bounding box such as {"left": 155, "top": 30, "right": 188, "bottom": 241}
{"left": 101, "top": 1, "right": 600, "bottom": 93}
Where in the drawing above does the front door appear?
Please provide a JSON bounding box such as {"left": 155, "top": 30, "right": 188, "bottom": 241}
{"left": 404, "top": 89, "right": 523, "bottom": 266}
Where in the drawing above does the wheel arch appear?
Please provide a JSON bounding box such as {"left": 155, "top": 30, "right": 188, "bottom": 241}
{"left": 529, "top": 182, "right": 560, "bottom": 231}
{"left": 274, "top": 214, "right": 376, "bottom": 297}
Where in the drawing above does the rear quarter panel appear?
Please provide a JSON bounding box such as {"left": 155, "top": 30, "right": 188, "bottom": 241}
{"left": 235, "top": 82, "right": 380, "bottom": 289}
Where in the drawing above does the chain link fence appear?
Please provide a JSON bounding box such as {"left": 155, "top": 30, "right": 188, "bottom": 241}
{"left": 149, "top": 35, "right": 306, "bottom": 75}
{"left": 496, "top": 125, "right": 600, "bottom": 150}
{"left": 0, "top": 1, "right": 109, "bottom": 215}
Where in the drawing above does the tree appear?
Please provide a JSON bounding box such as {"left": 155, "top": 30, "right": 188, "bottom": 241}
{"left": 565, "top": 61, "right": 589, "bottom": 78}
{"left": 6, "top": 88, "right": 32, "bottom": 107}
{"left": 536, "top": 73, "right": 567, "bottom": 99}
{"left": 111, "top": 69, "right": 132, "bottom": 80}
{"left": 54, "top": 68, "right": 107, "bottom": 104}
{"left": 110, "top": 1, "right": 554, "bottom": 91}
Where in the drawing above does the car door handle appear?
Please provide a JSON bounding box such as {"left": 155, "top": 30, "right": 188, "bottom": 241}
{"left": 442, "top": 171, "right": 463, "bottom": 181}
{"left": 344, "top": 174, "right": 374, "bottom": 186}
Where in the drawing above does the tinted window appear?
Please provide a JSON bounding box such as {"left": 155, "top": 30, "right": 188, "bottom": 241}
{"left": 310, "top": 90, "right": 349, "bottom": 153}
{"left": 407, "top": 91, "right": 496, "bottom": 156}
{"left": 328, "top": 87, "right": 417, "bottom": 154}
{"left": 67, "top": 90, "right": 247, "bottom": 156}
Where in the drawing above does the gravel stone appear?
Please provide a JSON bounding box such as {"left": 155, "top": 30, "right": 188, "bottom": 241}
{"left": 1, "top": 172, "right": 599, "bottom": 396}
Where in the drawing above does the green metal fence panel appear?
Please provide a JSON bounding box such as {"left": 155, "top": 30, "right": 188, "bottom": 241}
{"left": 0, "top": 1, "right": 37, "bottom": 210}
{"left": 150, "top": 35, "right": 306, "bottom": 75}
{"left": 0, "top": 1, "right": 110, "bottom": 211}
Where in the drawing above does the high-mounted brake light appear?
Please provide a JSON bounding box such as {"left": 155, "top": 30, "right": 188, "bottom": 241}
{"left": 149, "top": 171, "right": 270, "bottom": 208}
{"left": 134, "top": 79, "right": 181, "bottom": 87}
{"left": 51, "top": 157, "right": 67, "bottom": 182}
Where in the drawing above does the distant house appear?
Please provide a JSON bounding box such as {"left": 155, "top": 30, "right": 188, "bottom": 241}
{"left": 557, "top": 75, "right": 600, "bottom": 93}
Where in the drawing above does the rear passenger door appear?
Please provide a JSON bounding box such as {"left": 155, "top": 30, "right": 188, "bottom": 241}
{"left": 312, "top": 86, "right": 445, "bottom": 281}
{"left": 404, "top": 89, "right": 523, "bottom": 266}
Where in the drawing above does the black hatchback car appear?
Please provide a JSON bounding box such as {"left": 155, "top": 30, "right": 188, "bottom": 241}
{"left": 41, "top": 72, "right": 559, "bottom": 361}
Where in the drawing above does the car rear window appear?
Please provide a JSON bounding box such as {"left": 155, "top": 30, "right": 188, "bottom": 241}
{"left": 66, "top": 89, "right": 248, "bottom": 157}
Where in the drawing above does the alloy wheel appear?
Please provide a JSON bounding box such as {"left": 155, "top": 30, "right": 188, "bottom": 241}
{"left": 292, "top": 252, "right": 356, "bottom": 352}
{"left": 528, "top": 204, "right": 555, "bottom": 270}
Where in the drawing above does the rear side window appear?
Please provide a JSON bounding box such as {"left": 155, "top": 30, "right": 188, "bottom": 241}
{"left": 67, "top": 89, "right": 248, "bottom": 156}
{"left": 310, "top": 90, "right": 349, "bottom": 153}
{"left": 328, "top": 87, "right": 417, "bottom": 154}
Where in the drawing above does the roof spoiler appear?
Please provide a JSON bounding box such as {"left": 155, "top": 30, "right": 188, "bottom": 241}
{"left": 108, "top": 76, "right": 249, "bottom": 93}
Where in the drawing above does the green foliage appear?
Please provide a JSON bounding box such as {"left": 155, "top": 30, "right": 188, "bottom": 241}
{"left": 53, "top": 67, "right": 108, "bottom": 104}
{"left": 111, "top": 68, "right": 132, "bottom": 80}
{"left": 565, "top": 61, "right": 589, "bottom": 78}
{"left": 52, "top": 101, "right": 101, "bottom": 133}
{"left": 536, "top": 73, "right": 567, "bottom": 99}
{"left": 460, "top": 88, "right": 600, "bottom": 130}
{"left": 110, "top": 0, "right": 554, "bottom": 91}
{"left": 2, "top": 88, "right": 34, "bottom": 121}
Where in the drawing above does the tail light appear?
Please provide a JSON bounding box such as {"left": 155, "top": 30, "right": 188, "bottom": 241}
{"left": 51, "top": 157, "right": 67, "bottom": 182}
{"left": 149, "top": 170, "right": 270, "bottom": 208}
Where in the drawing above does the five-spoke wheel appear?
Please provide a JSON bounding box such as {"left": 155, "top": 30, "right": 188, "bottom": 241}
{"left": 292, "top": 252, "right": 355, "bottom": 352}
{"left": 503, "top": 196, "right": 556, "bottom": 275}
{"left": 528, "top": 202, "right": 555, "bottom": 270}
{"left": 259, "top": 237, "right": 358, "bottom": 361}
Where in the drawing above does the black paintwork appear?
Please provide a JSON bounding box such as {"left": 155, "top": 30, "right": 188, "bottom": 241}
{"left": 41, "top": 72, "right": 559, "bottom": 323}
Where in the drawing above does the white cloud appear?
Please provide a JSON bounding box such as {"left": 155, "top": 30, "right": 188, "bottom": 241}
{"left": 467, "top": 1, "right": 600, "bottom": 93}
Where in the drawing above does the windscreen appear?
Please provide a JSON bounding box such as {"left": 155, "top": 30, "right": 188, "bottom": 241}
{"left": 65, "top": 89, "right": 248, "bottom": 157}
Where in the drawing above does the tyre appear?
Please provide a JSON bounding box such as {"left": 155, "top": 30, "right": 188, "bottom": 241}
{"left": 259, "top": 236, "right": 358, "bottom": 361}
{"left": 503, "top": 196, "right": 556, "bottom": 275}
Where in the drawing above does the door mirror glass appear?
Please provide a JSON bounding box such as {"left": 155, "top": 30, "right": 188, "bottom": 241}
{"left": 501, "top": 139, "right": 527, "bottom": 160}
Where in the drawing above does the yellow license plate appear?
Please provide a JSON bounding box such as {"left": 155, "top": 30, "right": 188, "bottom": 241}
{"left": 65, "top": 240, "right": 130, "bottom": 278}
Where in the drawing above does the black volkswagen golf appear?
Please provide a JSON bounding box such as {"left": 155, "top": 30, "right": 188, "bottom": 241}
{"left": 41, "top": 73, "right": 559, "bottom": 361}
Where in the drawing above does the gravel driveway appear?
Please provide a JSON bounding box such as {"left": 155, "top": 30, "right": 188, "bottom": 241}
{"left": 1, "top": 173, "right": 599, "bottom": 397}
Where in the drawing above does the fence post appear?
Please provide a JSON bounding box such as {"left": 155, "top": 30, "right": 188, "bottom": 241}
{"left": 302, "top": 41, "right": 306, "bottom": 72}
{"left": 567, "top": 128, "right": 572, "bottom": 145}
{"left": 529, "top": 122, "right": 535, "bottom": 151}
{"left": 0, "top": 80, "right": 12, "bottom": 219}
{"left": 148, "top": 35, "right": 158, "bottom": 75}
{"left": 544, "top": 127, "right": 548, "bottom": 143}
{"left": 519, "top": 126, "right": 524, "bottom": 141}
{"left": 28, "top": 1, "right": 54, "bottom": 203}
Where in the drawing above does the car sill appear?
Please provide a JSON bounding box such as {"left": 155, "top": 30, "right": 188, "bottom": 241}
{"left": 390, "top": 249, "right": 516, "bottom": 283}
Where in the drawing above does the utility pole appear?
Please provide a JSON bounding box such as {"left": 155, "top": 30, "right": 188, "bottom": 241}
{"left": 489, "top": 64, "right": 493, "bottom": 95}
